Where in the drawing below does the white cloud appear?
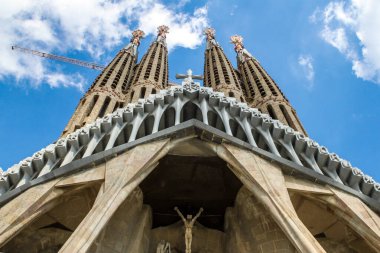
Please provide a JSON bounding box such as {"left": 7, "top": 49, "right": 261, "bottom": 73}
{"left": 137, "top": 4, "right": 208, "bottom": 51}
{"left": 311, "top": 0, "right": 380, "bottom": 84}
{"left": 0, "top": 0, "right": 209, "bottom": 90}
{"left": 298, "top": 55, "right": 315, "bottom": 86}
{"left": 46, "top": 73, "right": 86, "bottom": 92}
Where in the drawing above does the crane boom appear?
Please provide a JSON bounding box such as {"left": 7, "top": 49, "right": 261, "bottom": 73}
{"left": 11, "top": 45, "right": 105, "bottom": 71}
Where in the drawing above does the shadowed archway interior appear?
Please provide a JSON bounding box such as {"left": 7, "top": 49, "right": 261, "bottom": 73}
{"left": 140, "top": 155, "right": 242, "bottom": 231}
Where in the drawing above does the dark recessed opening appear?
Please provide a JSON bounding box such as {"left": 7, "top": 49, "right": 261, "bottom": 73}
{"left": 140, "top": 155, "right": 242, "bottom": 231}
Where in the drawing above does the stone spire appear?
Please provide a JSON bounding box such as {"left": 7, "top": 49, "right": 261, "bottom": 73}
{"left": 61, "top": 29, "right": 145, "bottom": 137}
{"left": 231, "top": 35, "right": 307, "bottom": 135}
{"left": 127, "top": 25, "right": 169, "bottom": 102}
{"left": 203, "top": 28, "right": 245, "bottom": 102}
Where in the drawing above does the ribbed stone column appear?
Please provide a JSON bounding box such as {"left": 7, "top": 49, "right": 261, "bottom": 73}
{"left": 61, "top": 30, "right": 145, "bottom": 137}
{"left": 231, "top": 35, "right": 307, "bottom": 135}
{"left": 127, "top": 25, "right": 169, "bottom": 103}
{"left": 203, "top": 28, "right": 245, "bottom": 102}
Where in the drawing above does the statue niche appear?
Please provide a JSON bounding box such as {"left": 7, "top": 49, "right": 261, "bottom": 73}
{"left": 141, "top": 155, "right": 242, "bottom": 253}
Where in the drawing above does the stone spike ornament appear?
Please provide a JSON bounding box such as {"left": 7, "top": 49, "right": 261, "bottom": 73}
{"left": 1, "top": 24, "right": 379, "bottom": 253}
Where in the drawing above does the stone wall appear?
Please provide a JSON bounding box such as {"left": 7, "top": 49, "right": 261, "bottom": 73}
{"left": 225, "top": 187, "right": 296, "bottom": 253}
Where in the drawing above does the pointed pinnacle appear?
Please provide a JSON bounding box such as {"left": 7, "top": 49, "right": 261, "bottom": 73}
{"left": 204, "top": 27, "right": 216, "bottom": 41}
{"left": 131, "top": 29, "right": 145, "bottom": 46}
{"left": 230, "top": 35, "right": 244, "bottom": 53}
{"left": 157, "top": 25, "right": 170, "bottom": 37}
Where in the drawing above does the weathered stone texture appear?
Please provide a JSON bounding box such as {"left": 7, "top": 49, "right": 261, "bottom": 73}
{"left": 89, "top": 188, "right": 151, "bottom": 253}
{"left": 225, "top": 187, "right": 295, "bottom": 253}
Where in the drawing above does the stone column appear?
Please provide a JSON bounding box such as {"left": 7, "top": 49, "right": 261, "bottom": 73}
{"left": 217, "top": 143, "right": 326, "bottom": 252}
{"left": 59, "top": 139, "right": 170, "bottom": 253}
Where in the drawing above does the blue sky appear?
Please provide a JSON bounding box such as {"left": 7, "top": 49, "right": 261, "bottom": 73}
{"left": 0, "top": 0, "right": 379, "bottom": 181}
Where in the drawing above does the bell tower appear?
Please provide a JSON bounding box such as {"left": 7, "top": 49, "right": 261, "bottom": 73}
{"left": 127, "top": 25, "right": 169, "bottom": 102}
{"left": 61, "top": 29, "right": 145, "bottom": 137}
{"left": 231, "top": 35, "right": 307, "bottom": 135}
{"left": 203, "top": 28, "right": 245, "bottom": 102}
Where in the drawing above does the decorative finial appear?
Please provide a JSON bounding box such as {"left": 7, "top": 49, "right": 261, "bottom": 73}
{"left": 157, "top": 25, "right": 169, "bottom": 43}
{"left": 230, "top": 34, "right": 254, "bottom": 62}
{"left": 124, "top": 29, "right": 145, "bottom": 55}
{"left": 204, "top": 27, "right": 218, "bottom": 49}
{"left": 131, "top": 29, "right": 145, "bottom": 46}
{"left": 157, "top": 25, "right": 169, "bottom": 38}
{"left": 204, "top": 27, "right": 216, "bottom": 41}
{"left": 230, "top": 35, "right": 244, "bottom": 52}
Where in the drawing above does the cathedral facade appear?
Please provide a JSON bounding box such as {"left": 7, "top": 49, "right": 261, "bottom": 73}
{"left": 0, "top": 26, "right": 379, "bottom": 253}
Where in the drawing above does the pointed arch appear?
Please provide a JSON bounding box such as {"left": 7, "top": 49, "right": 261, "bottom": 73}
{"left": 229, "top": 119, "right": 248, "bottom": 142}
{"left": 140, "top": 87, "right": 146, "bottom": 99}
{"left": 136, "top": 115, "right": 155, "bottom": 140}
{"left": 180, "top": 102, "right": 203, "bottom": 123}
{"left": 207, "top": 110, "right": 225, "bottom": 132}
{"left": 158, "top": 107, "right": 175, "bottom": 131}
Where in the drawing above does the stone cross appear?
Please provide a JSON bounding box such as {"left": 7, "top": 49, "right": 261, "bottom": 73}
{"left": 175, "top": 69, "right": 203, "bottom": 84}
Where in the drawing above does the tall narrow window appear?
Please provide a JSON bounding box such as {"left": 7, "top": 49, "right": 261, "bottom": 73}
{"left": 267, "top": 104, "right": 277, "bottom": 119}
{"left": 280, "top": 104, "right": 296, "bottom": 129}
{"left": 140, "top": 87, "right": 146, "bottom": 99}
{"left": 86, "top": 95, "right": 99, "bottom": 117}
{"left": 152, "top": 88, "right": 156, "bottom": 94}
{"left": 229, "top": 91, "right": 234, "bottom": 98}
{"left": 98, "top": 96, "right": 111, "bottom": 118}
{"left": 112, "top": 102, "right": 120, "bottom": 112}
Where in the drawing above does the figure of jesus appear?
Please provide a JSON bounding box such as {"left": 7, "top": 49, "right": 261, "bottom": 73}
{"left": 174, "top": 206, "right": 204, "bottom": 253}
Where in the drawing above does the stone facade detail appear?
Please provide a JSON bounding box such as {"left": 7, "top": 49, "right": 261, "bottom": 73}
{"left": 1, "top": 136, "right": 379, "bottom": 252}
{"left": 61, "top": 29, "right": 145, "bottom": 137}
{"left": 203, "top": 28, "right": 245, "bottom": 102}
{"left": 1, "top": 83, "right": 379, "bottom": 204}
{"left": 231, "top": 35, "right": 306, "bottom": 135}
{"left": 225, "top": 187, "right": 295, "bottom": 252}
{"left": 127, "top": 25, "right": 169, "bottom": 103}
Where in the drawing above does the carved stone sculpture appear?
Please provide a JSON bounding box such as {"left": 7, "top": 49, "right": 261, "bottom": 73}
{"left": 230, "top": 35, "right": 254, "bottom": 62}
{"left": 124, "top": 29, "right": 145, "bottom": 56}
{"left": 204, "top": 28, "right": 218, "bottom": 48}
{"left": 157, "top": 25, "right": 169, "bottom": 43}
{"left": 156, "top": 240, "right": 171, "bottom": 253}
{"left": 174, "top": 207, "right": 204, "bottom": 253}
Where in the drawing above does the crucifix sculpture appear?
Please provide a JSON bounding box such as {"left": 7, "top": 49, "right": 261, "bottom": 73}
{"left": 175, "top": 69, "right": 203, "bottom": 84}
{"left": 174, "top": 206, "right": 204, "bottom": 253}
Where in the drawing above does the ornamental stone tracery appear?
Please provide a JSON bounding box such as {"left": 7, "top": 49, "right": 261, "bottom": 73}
{"left": 1, "top": 82, "right": 379, "bottom": 205}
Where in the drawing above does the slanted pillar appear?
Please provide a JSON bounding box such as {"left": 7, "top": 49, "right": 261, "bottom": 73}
{"left": 217, "top": 143, "right": 326, "bottom": 252}
{"left": 59, "top": 139, "right": 170, "bottom": 253}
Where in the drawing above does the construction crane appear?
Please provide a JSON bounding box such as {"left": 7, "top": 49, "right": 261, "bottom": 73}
{"left": 11, "top": 45, "right": 105, "bottom": 71}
